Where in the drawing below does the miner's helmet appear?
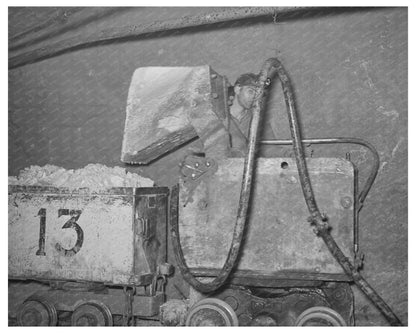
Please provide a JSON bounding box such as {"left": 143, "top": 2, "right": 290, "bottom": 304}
{"left": 228, "top": 73, "right": 259, "bottom": 99}
{"left": 234, "top": 73, "right": 259, "bottom": 87}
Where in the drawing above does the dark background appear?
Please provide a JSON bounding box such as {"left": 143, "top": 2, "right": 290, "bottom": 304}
{"left": 8, "top": 7, "right": 407, "bottom": 325}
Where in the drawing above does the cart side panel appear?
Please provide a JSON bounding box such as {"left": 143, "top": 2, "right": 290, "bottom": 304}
{"left": 8, "top": 186, "right": 137, "bottom": 284}
{"left": 179, "top": 157, "right": 354, "bottom": 279}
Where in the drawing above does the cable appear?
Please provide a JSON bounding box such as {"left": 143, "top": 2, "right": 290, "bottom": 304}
{"left": 169, "top": 59, "right": 272, "bottom": 294}
{"left": 265, "top": 58, "right": 402, "bottom": 326}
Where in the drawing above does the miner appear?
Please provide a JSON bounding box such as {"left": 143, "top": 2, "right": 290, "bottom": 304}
{"left": 227, "top": 73, "right": 259, "bottom": 156}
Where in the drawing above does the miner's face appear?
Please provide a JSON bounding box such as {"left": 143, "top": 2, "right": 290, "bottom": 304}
{"left": 235, "top": 85, "right": 256, "bottom": 110}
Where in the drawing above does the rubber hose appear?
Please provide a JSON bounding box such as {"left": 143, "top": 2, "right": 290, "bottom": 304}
{"left": 169, "top": 62, "right": 272, "bottom": 293}
{"left": 267, "top": 57, "right": 402, "bottom": 326}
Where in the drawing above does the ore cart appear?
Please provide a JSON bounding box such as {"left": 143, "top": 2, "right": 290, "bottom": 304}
{"left": 8, "top": 185, "right": 171, "bottom": 326}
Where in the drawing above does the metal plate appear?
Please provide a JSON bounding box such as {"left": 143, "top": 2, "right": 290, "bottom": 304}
{"left": 8, "top": 186, "right": 161, "bottom": 285}
{"left": 179, "top": 157, "right": 354, "bottom": 278}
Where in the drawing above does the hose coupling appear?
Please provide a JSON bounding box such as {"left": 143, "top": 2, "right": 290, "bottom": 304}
{"left": 308, "top": 214, "right": 330, "bottom": 236}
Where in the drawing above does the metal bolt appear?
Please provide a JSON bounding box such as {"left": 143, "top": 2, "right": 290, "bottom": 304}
{"left": 191, "top": 173, "right": 196, "bottom": 178}
{"left": 212, "top": 93, "right": 218, "bottom": 99}
{"left": 340, "top": 196, "right": 353, "bottom": 209}
{"left": 224, "top": 296, "right": 238, "bottom": 311}
{"left": 195, "top": 162, "right": 199, "bottom": 168}
{"left": 206, "top": 162, "right": 210, "bottom": 167}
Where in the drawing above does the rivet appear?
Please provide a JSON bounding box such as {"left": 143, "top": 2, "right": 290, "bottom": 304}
{"left": 340, "top": 196, "right": 353, "bottom": 209}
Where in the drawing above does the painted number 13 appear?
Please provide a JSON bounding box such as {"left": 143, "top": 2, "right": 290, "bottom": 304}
{"left": 36, "top": 208, "right": 84, "bottom": 257}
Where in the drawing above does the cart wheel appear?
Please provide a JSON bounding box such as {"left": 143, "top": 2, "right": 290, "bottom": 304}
{"left": 17, "top": 297, "right": 58, "bottom": 326}
{"left": 71, "top": 301, "right": 113, "bottom": 326}
{"left": 185, "top": 298, "right": 238, "bottom": 326}
{"left": 295, "top": 306, "right": 347, "bottom": 326}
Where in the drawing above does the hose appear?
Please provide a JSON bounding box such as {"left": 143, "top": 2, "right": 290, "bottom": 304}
{"left": 169, "top": 60, "right": 272, "bottom": 294}
{"left": 266, "top": 58, "right": 402, "bottom": 326}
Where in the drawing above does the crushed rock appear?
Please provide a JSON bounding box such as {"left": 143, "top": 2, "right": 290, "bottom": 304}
{"left": 8, "top": 164, "right": 153, "bottom": 190}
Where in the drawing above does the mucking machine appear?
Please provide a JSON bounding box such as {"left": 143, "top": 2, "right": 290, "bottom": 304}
{"left": 8, "top": 58, "right": 402, "bottom": 326}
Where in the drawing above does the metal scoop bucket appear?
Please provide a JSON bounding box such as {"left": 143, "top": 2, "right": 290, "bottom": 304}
{"left": 121, "top": 66, "right": 229, "bottom": 165}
